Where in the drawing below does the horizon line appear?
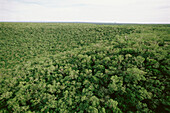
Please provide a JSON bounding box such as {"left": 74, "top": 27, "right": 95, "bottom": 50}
{"left": 0, "top": 21, "right": 170, "bottom": 24}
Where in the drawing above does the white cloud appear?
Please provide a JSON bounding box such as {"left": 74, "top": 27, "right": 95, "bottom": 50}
{"left": 0, "top": 0, "right": 170, "bottom": 23}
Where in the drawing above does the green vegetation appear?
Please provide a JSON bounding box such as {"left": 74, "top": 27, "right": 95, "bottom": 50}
{"left": 0, "top": 23, "right": 170, "bottom": 112}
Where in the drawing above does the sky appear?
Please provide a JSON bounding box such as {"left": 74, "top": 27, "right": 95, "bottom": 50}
{"left": 0, "top": 0, "right": 170, "bottom": 23}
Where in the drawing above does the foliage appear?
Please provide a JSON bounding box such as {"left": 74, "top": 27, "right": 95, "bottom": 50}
{"left": 0, "top": 23, "right": 170, "bottom": 112}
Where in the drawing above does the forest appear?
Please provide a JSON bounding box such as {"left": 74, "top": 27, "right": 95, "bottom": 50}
{"left": 0, "top": 23, "right": 169, "bottom": 112}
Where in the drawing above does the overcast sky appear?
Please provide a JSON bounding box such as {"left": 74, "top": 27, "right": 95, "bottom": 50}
{"left": 0, "top": 0, "right": 170, "bottom": 23}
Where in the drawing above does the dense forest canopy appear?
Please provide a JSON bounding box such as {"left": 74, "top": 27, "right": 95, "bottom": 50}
{"left": 0, "top": 23, "right": 170, "bottom": 112}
